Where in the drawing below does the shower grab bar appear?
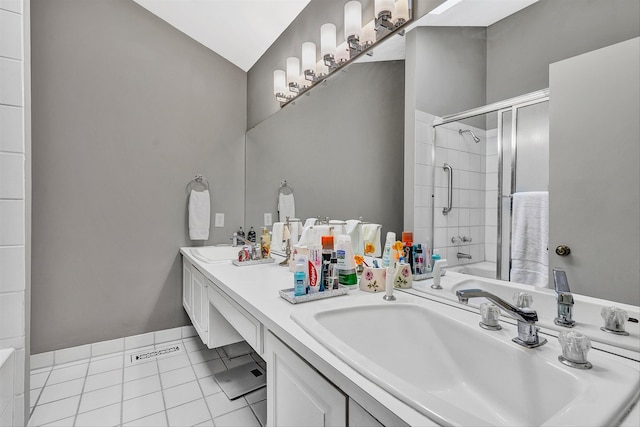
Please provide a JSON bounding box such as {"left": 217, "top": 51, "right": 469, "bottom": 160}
{"left": 443, "top": 163, "right": 453, "bottom": 215}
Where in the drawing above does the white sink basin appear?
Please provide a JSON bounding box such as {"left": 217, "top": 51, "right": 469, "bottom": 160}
{"left": 188, "top": 245, "right": 239, "bottom": 263}
{"left": 411, "top": 275, "right": 640, "bottom": 354}
{"left": 292, "top": 301, "right": 640, "bottom": 426}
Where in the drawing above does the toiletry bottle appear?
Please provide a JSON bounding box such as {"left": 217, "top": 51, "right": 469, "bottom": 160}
{"left": 232, "top": 232, "right": 238, "bottom": 247}
{"left": 294, "top": 261, "right": 307, "bottom": 297}
{"left": 381, "top": 231, "right": 396, "bottom": 268}
{"left": 248, "top": 226, "right": 256, "bottom": 243}
{"left": 237, "top": 227, "right": 245, "bottom": 242}
{"left": 431, "top": 249, "right": 441, "bottom": 273}
{"left": 402, "top": 231, "right": 414, "bottom": 272}
{"left": 328, "top": 251, "right": 339, "bottom": 289}
{"left": 260, "top": 227, "right": 271, "bottom": 258}
{"left": 321, "top": 235, "right": 334, "bottom": 292}
{"left": 336, "top": 235, "right": 358, "bottom": 287}
{"left": 414, "top": 244, "right": 424, "bottom": 275}
{"left": 307, "top": 244, "right": 322, "bottom": 293}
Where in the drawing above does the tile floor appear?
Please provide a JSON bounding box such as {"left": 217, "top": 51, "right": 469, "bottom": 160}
{"left": 28, "top": 338, "right": 267, "bottom": 427}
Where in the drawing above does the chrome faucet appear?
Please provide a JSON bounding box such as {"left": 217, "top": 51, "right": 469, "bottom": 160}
{"left": 457, "top": 252, "right": 472, "bottom": 259}
{"left": 456, "top": 289, "right": 547, "bottom": 348}
{"left": 553, "top": 268, "right": 576, "bottom": 327}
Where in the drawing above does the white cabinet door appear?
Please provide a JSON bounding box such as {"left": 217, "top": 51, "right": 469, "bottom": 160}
{"left": 549, "top": 38, "right": 640, "bottom": 305}
{"left": 191, "top": 266, "right": 209, "bottom": 342}
{"left": 182, "top": 259, "right": 193, "bottom": 315}
{"left": 266, "top": 331, "right": 346, "bottom": 427}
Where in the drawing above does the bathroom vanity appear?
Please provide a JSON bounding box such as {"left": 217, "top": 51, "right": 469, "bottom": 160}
{"left": 181, "top": 246, "right": 640, "bottom": 426}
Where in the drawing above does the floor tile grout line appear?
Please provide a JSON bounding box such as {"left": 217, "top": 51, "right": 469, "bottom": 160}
{"left": 28, "top": 367, "right": 52, "bottom": 422}
{"left": 154, "top": 343, "right": 171, "bottom": 427}
{"left": 70, "top": 353, "right": 91, "bottom": 427}
{"left": 191, "top": 342, "right": 216, "bottom": 425}
{"left": 120, "top": 349, "right": 126, "bottom": 427}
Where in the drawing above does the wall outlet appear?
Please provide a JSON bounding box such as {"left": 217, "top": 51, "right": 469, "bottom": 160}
{"left": 264, "top": 213, "right": 272, "bottom": 227}
{"left": 214, "top": 213, "right": 224, "bottom": 227}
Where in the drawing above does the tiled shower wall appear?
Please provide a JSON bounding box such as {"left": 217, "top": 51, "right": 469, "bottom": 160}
{"left": 413, "top": 110, "right": 498, "bottom": 268}
{"left": 0, "top": 0, "right": 28, "bottom": 425}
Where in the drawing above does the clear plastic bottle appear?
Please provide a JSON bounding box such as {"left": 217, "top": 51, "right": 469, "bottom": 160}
{"left": 294, "top": 261, "right": 307, "bottom": 296}
{"left": 431, "top": 249, "right": 441, "bottom": 273}
{"left": 336, "top": 235, "right": 358, "bottom": 287}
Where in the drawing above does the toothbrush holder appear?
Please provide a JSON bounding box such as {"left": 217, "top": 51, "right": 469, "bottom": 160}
{"left": 359, "top": 267, "right": 387, "bottom": 293}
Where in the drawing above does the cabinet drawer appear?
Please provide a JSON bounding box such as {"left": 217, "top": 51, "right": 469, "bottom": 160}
{"left": 208, "top": 285, "right": 263, "bottom": 354}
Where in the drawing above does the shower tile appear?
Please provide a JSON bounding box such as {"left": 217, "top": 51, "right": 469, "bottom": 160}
{"left": 447, "top": 149, "right": 459, "bottom": 169}
{"left": 124, "top": 360, "right": 158, "bottom": 383}
{"left": 160, "top": 366, "right": 196, "bottom": 388}
{"left": 0, "top": 292, "right": 23, "bottom": 338}
{"left": 155, "top": 328, "right": 182, "bottom": 345}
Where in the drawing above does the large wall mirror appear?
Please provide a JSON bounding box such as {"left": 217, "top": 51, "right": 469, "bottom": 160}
{"left": 245, "top": 0, "right": 640, "bottom": 305}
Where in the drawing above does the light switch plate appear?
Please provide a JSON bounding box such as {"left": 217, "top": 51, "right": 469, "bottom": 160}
{"left": 215, "top": 213, "right": 224, "bottom": 227}
{"left": 264, "top": 213, "right": 272, "bottom": 227}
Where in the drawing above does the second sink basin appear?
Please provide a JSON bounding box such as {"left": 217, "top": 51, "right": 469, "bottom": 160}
{"left": 292, "top": 300, "right": 639, "bottom": 426}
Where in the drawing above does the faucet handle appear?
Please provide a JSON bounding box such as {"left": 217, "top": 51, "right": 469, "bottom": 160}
{"left": 558, "top": 331, "right": 592, "bottom": 369}
{"left": 512, "top": 292, "right": 533, "bottom": 308}
{"left": 600, "top": 306, "right": 629, "bottom": 336}
{"left": 479, "top": 302, "right": 502, "bottom": 330}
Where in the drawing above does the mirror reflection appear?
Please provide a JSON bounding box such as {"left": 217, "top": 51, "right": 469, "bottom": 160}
{"left": 245, "top": 0, "right": 639, "bottom": 305}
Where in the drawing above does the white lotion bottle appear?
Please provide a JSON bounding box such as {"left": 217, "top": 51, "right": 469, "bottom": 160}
{"left": 381, "top": 231, "right": 396, "bottom": 268}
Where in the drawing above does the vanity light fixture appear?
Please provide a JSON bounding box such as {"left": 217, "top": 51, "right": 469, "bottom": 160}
{"left": 286, "top": 56, "right": 301, "bottom": 93}
{"left": 345, "top": 1, "right": 363, "bottom": 57}
{"left": 273, "top": 0, "right": 412, "bottom": 106}
{"left": 302, "top": 42, "right": 318, "bottom": 83}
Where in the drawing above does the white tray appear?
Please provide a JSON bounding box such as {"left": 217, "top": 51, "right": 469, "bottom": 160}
{"left": 232, "top": 258, "right": 276, "bottom": 267}
{"left": 279, "top": 285, "right": 349, "bottom": 304}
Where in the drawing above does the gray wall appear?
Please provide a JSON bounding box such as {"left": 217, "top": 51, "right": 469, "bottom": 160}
{"left": 412, "top": 26, "right": 487, "bottom": 125}
{"left": 245, "top": 61, "right": 405, "bottom": 236}
{"left": 487, "top": 0, "right": 640, "bottom": 103}
{"left": 30, "top": 0, "right": 246, "bottom": 353}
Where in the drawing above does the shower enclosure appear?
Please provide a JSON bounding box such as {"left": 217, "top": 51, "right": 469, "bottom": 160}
{"left": 430, "top": 90, "right": 550, "bottom": 281}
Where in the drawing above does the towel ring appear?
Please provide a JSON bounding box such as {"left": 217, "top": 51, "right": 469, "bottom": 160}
{"left": 279, "top": 180, "right": 294, "bottom": 195}
{"left": 187, "top": 175, "right": 210, "bottom": 193}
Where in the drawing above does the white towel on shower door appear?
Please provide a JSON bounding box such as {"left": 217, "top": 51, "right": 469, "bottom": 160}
{"left": 510, "top": 191, "right": 549, "bottom": 287}
{"left": 189, "top": 190, "right": 210, "bottom": 240}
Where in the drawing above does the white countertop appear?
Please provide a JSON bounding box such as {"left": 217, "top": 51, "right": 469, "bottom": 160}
{"left": 180, "top": 246, "right": 640, "bottom": 426}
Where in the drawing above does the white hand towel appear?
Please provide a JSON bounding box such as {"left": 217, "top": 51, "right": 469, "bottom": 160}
{"left": 298, "top": 225, "right": 330, "bottom": 247}
{"left": 510, "top": 191, "right": 549, "bottom": 287}
{"left": 362, "top": 224, "right": 382, "bottom": 257}
{"left": 304, "top": 218, "right": 317, "bottom": 228}
{"left": 271, "top": 222, "right": 285, "bottom": 252}
{"left": 189, "top": 190, "right": 210, "bottom": 240}
{"left": 346, "top": 220, "right": 363, "bottom": 255}
{"left": 289, "top": 219, "right": 301, "bottom": 245}
{"left": 329, "top": 220, "right": 346, "bottom": 237}
{"left": 278, "top": 193, "right": 296, "bottom": 222}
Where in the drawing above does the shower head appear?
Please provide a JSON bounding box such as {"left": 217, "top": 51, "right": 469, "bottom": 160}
{"left": 459, "top": 129, "right": 481, "bottom": 143}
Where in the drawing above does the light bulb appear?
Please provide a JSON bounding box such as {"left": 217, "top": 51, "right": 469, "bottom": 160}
{"left": 320, "top": 23, "right": 336, "bottom": 58}
{"left": 286, "top": 57, "right": 300, "bottom": 85}
{"left": 395, "top": 0, "right": 409, "bottom": 22}
{"left": 375, "top": 0, "right": 394, "bottom": 17}
{"left": 302, "top": 42, "right": 316, "bottom": 73}
{"left": 344, "top": 1, "right": 362, "bottom": 40}
{"left": 273, "top": 70, "right": 286, "bottom": 95}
